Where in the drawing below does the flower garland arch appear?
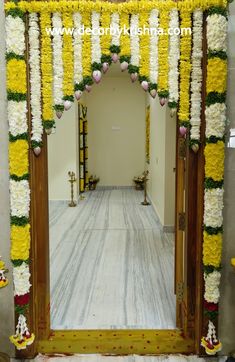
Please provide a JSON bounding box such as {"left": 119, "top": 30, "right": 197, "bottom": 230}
{"left": 4, "top": 0, "right": 229, "bottom": 355}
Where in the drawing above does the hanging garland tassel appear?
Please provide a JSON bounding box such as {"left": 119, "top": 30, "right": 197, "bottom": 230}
{"left": 62, "top": 11, "right": 74, "bottom": 110}
{"left": 52, "top": 12, "right": 64, "bottom": 118}
{"left": 91, "top": 11, "right": 102, "bottom": 83}
{"left": 149, "top": 9, "right": 159, "bottom": 98}
{"left": 178, "top": 10, "right": 192, "bottom": 135}
{"left": 158, "top": 10, "right": 170, "bottom": 105}
{"left": 201, "top": 5, "right": 228, "bottom": 356}
{"left": 129, "top": 14, "right": 140, "bottom": 83}
{"left": 190, "top": 10, "right": 203, "bottom": 151}
{"left": 119, "top": 11, "right": 131, "bottom": 71}
{"left": 28, "top": 13, "right": 43, "bottom": 154}
{"left": 40, "top": 11, "right": 54, "bottom": 133}
{"left": 100, "top": 5, "right": 112, "bottom": 71}
{"left": 168, "top": 8, "right": 180, "bottom": 116}
{"left": 139, "top": 11, "right": 150, "bottom": 93}
{"left": 73, "top": 12, "right": 83, "bottom": 100}
{"left": 110, "top": 11, "right": 120, "bottom": 63}
{"left": 81, "top": 11, "right": 93, "bottom": 92}
{"left": 6, "top": 5, "right": 35, "bottom": 349}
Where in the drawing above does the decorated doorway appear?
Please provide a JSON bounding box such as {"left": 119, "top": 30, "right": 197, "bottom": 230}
{"left": 5, "top": 0, "right": 229, "bottom": 357}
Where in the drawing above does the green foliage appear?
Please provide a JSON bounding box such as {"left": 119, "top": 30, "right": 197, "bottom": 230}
{"left": 149, "top": 83, "right": 158, "bottom": 91}
{"left": 11, "top": 259, "right": 29, "bottom": 267}
{"left": 74, "top": 82, "right": 85, "bottom": 92}
{"left": 119, "top": 55, "right": 131, "bottom": 64}
{"left": 206, "top": 92, "right": 226, "bottom": 106}
{"left": 158, "top": 90, "right": 169, "bottom": 99}
{"left": 6, "top": 8, "right": 25, "bottom": 19}
{"left": 10, "top": 174, "right": 29, "bottom": 181}
{"left": 205, "top": 177, "right": 224, "bottom": 189}
{"left": 204, "top": 225, "right": 223, "bottom": 235}
{"left": 168, "top": 101, "right": 177, "bottom": 109}
{"left": 32, "top": 140, "right": 43, "bottom": 149}
{"left": 83, "top": 76, "right": 93, "bottom": 86}
{"left": 44, "top": 120, "right": 55, "bottom": 130}
{"left": 110, "top": 44, "right": 120, "bottom": 54}
{"left": 128, "top": 64, "right": 139, "bottom": 74}
{"left": 208, "top": 50, "right": 228, "bottom": 60}
{"left": 101, "top": 54, "right": 112, "bottom": 65}
{"left": 53, "top": 104, "right": 64, "bottom": 112}
{"left": 6, "top": 52, "right": 25, "bottom": 61}
{"left": 92, "top": 62, "right": 102, "bottom": 71}
{"left": 7, "top": 91, "right": 27, "bottom": 102}
{"left": 9, "top": 132, "right": 28, "bottom": 142}
{"left": 206, "top": 135, "right": 225, "bottom": 143}
{"left": 11, "top": 216, "right": 29, "bottom": 226}
{"left": 63, "top": 95, "right": 74, "bottom": 102}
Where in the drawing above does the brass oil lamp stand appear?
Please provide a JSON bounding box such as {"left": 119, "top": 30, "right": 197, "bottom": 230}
{"left": 141, "top": 170, "right": 150, "bottom": 206}
{"left": 68, "top": 171, "right": 77, "bottom": 207}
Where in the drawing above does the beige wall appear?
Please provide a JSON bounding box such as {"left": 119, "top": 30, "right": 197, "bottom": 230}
{"left": 0, "top": 0, "right": 16, "bottom": 356}
{"left": 86, "top": 72, "right": 146, "bottom": 187}
{"left": 48, "top": 104, "right": 79, "bottom": 201}
{"left": 147, "top": 96, "right": 176, "bottom": 228}
{"left": 219, "top": 1, "right": 235, "bottom": 354}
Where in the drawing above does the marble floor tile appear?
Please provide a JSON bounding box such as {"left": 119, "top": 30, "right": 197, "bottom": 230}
{"left": 49, "top": 189, "right": 176, "bottom": 330}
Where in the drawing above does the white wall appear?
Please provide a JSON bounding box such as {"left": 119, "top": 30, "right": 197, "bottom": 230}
{"left": 86, "top": 72, "right": 146, "bottom": 186}
{"left": 48, "top": 103, "right": 79, "bottom": 200}
{"left": 147, "top": 96, "right": 176, "bottom": 228}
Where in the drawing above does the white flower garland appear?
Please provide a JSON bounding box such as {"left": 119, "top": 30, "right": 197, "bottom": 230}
{"left": 110, "top": 13, "right": 120, "bottom": 47}
{"left": 204, "top": 271, "right": 221, "bottom": 304}
{"left": 130, "top": 14, "right": 140, "bottom": 68}
{"left": 73, "top": 12, "right": 83, "bottom": 85}
{"left": 29, "top": 13, "right": 43, "bottom": 147}
{"left": 168, "top": 9, "right": 180, "bottom": 108}
{"left": 149, "top": 9, "right": 159, "bottom": 84}
{"left": 91, "top": 12, "right": 102, "bottom": 65}
{"left": 204, "top": 188, "right": 224, "bottom": 228}
{"left": 10, "top": 180, "right": 30, "bottom": 219}
{"left": 8, "top": 101, "right": 27, "bottom": 136}
{"left": 190, "top": 10, "right": 203, "bottom": 142}
{"left": 6, "top": 15, "right": 25, "bottom": 55}
{"left": 207, "top": 14, "right": 227, "bottom": 51}
{"left": 13, "top": 263, "right": 31, "bottom": 296}
{"left": 52, "top": 13, "right": 64, "bottom": 109}
{"left": 205, "top": 103, "right": 226, "bottom": 138}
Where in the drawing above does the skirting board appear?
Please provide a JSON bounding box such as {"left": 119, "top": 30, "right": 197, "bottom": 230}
{"left": 146, "top": 192, "right": 175, "bottom": 234}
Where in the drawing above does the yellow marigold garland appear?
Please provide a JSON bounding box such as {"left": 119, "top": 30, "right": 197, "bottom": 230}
{"left": 204, "top": 141, "right": 225, "bottom": 181}
{"left": 40, "top": 12, "right": 54, "bottom": 130}
{"left": 178, "top": 10, "right": 192, "bottom": 126}
{"left": 203, "top": 232, "right": 222, "bottom": 268}
{"left": 7, "top": 59, "right": 26, "bottom": 94}
{"left": 100, "top": 8, "right": 112, "bottom": 58}
{"left": 82, "top": 11, "right": 92, "bottom": 85}
{"left": 120, "top": 11, "right": 131, "bottom": 63}
{"left": 11, "top": 225, "right": 30, "bottom": 261}
{"left": 9, "top": 140, "right": 29, "bottom": 178}
{"left": 139, "top": 12, "right": 150, "bottom": 81}
{"left": 158, "top": 10, "right": 169, "bottom": 99}
{"left": 62, "top": 11, "right": 74, "bottom": 101}
{"left": 206, "top": 58, "right": 227, "bottom": 94}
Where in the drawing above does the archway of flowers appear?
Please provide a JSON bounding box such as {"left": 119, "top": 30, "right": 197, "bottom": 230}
{"left": 5, "top": 0, "right": 229, "bottom": 355}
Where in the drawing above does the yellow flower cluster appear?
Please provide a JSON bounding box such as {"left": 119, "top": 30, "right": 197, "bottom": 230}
{"left": 158, "top": 10, "right": 169, "bottom": 94}
{"left": 178, "top": 11, "right": 192, "bottom": 123}
{"left": 100, "top": 10, "right": 111, "bottom": 56}
{"left": 62, "top": 12, "right": 74, "bottom": 97}
{"left": 40, "top": 12, "right": 54, "bottom": 121}
{"left": 203, "top": 232, "right": 222, "bottom": 268}
{"left": 9, "top": 140, "right": 29, "bottom": 177}
{"left": 204, "top": 141, "right": 225, "bottom": 181}
{"left": 120, "top": 12, "right": 131, "bottom": 57}
{"left": 207, "top": 58, "right": 227, "bottom": 94}
{"left": 7, "top": 0, "right": 227, "bottom": 14}
{"left": 82, "top": 12, "right": 92, "bottom": 77}
{"left": 11, "top": 225, "right": 30, "bottom": 261}
{"left": 7, "top": 59, "right": 26, "bottom": 94}
{"left": 139, "top": 12, "right": 150, "bottom": 78}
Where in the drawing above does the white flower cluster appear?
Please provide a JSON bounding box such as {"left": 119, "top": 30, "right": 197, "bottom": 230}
{"left": 205, "top": 103, "right": 226, "bottom": 138}
{"left": 190, "top": 10, "right": 203, "bottom": 141}
{"left": 13, "top": 263, "right": 31, "bottom": 296}
{"left": 10, "top": 180, "right": 30, "bottom": 219}
{"left": 111, "top": 13, "right": 120, "bottom": 47}
{"left": 91, "top": 12, "right": 102, "bottom": 64}
{"left": 168, "top": 9, "right": 180, "bottom": 105}
{"left": 6, "top": 15, "right": 25, "bottom": 55}
{"left": 149, "top": 9, "right": 159, "bottom": 84}
{"left": 130, "top": 14, "right": 139, "bottom": 67}
{"left": 204, "top": 271, "right": 221, "bottom": 304}
{"left": 207, "top": 14, "right": 228, "bottom": 51}
{"left": 73, "top": 12, "right": 83, "bottom": 84}
{"left": 29, "top": 13, "right": 43, "bottom": 144}
{"left": 52, "top": 13, "right": 64, "bottom": 106}
{"left": 8, "top": 101, "right": 27, "bottom": 136}
{"left": 204, "top": 188, "right": 224, "bottom": 228}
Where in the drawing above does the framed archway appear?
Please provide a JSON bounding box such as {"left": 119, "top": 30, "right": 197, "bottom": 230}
{"left": 5, "top": 0, "right": 228, "bottom": 357}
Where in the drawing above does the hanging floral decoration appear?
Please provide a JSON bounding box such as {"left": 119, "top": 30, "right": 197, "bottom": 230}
{"left": 168, "top": 9, "right": 180, "bottom": 116}
{"left": 178, "top": 10, "right": 192, "bottom": 134}
{"left": 29, "top": 13, "right": 43, "bottom": 153}
{"left": 0, "top": 256, "right": 8, "bottom": 288}
{"left": 4, "top": 0, "right": 230, "bottom": 352}
{"left": 149, "top": 9, "right": 159, "bottom": 98}
{"left": 201, "top": 5, "right": 228, "bottom": 356}
{"left": 190, "top": 9, "right": 203, "bottom": 150}
{"left": 5, "top": 4, "right": 35, "bottom": 350}
{"left": 52, "top": 12, "right": 64, "bottom": 118}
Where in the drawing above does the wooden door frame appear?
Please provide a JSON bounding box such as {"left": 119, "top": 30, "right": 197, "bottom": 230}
{"left": 16, "top": 14, "right": 210, "bottom": 359}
